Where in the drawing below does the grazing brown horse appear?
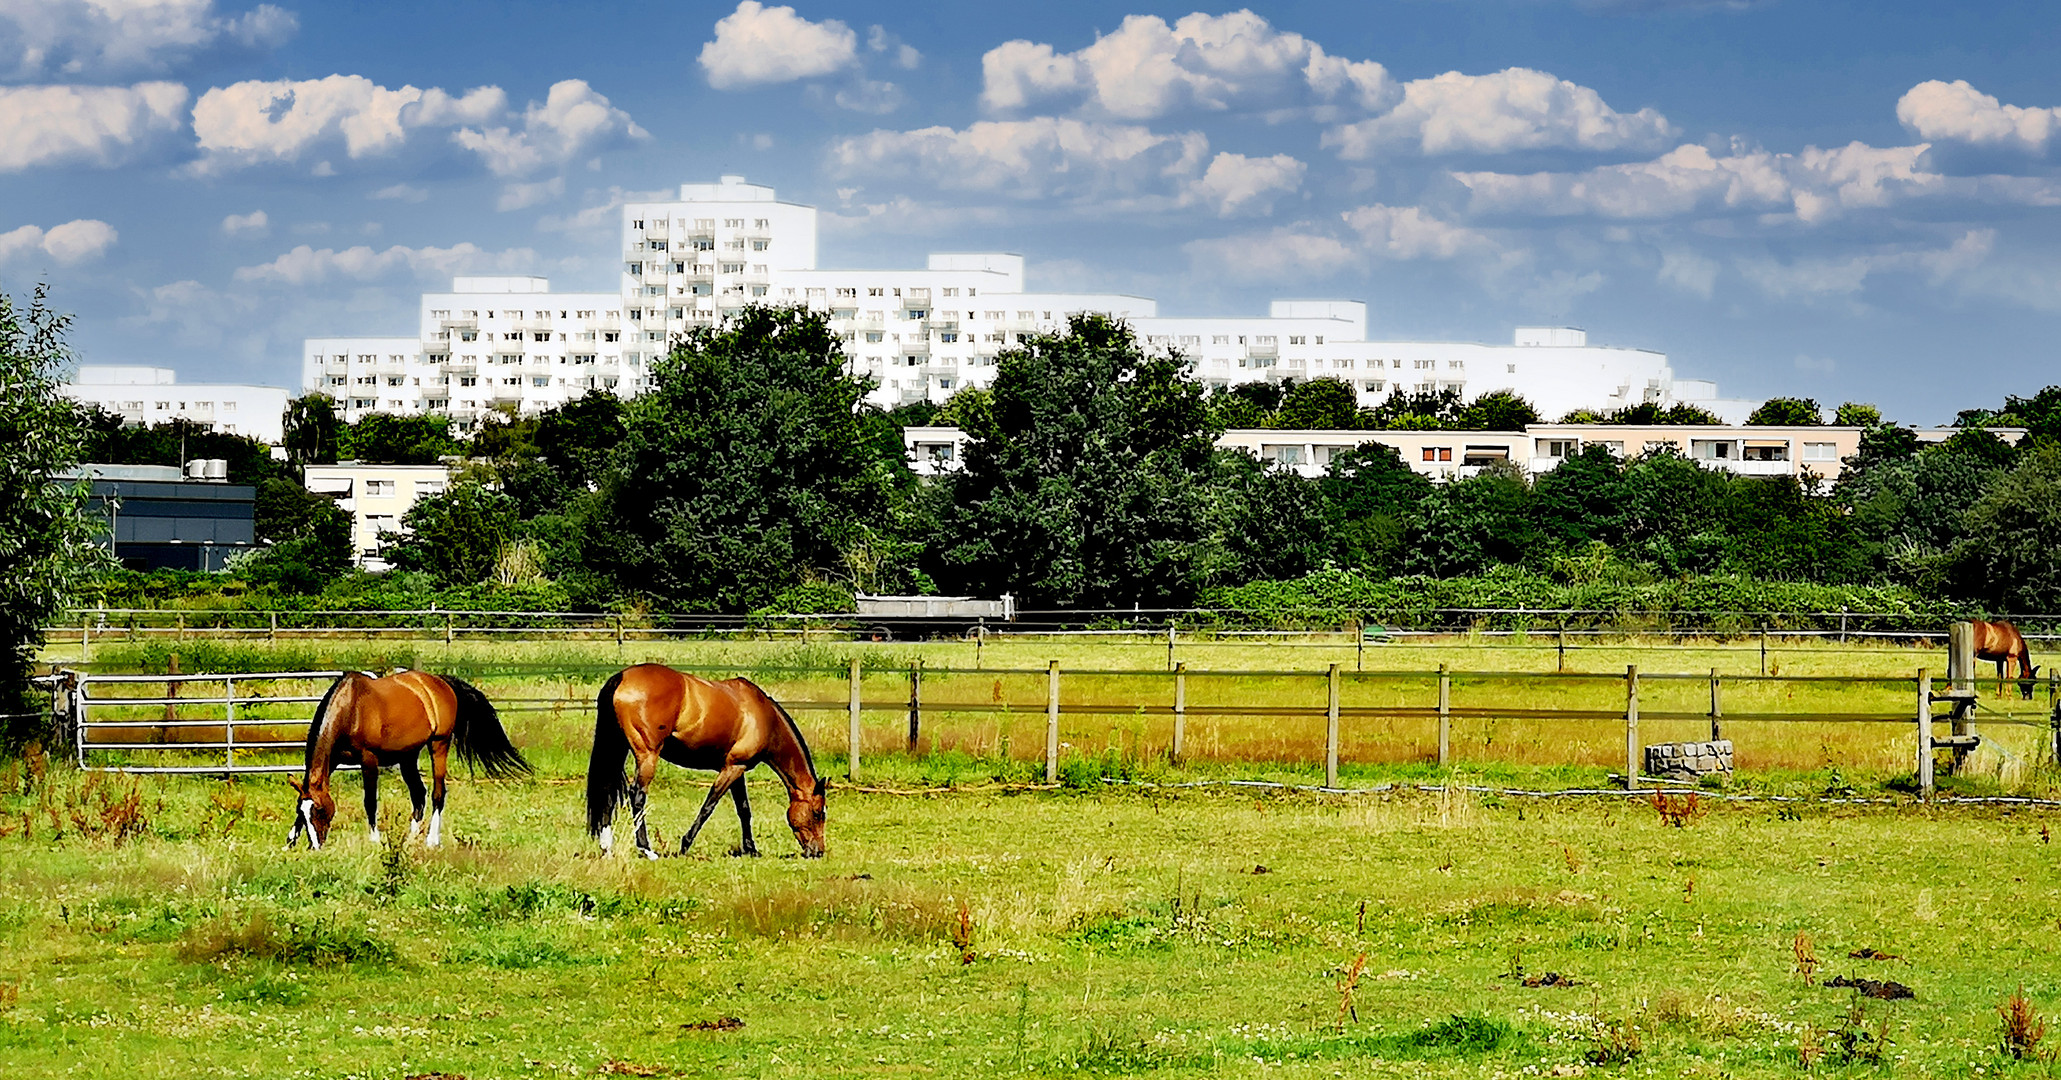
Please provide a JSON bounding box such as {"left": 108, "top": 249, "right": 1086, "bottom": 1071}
{"left": 285, "top": 670, "right": 531, "bottom": 851}
{"left": 585, "top": 664, "right": 826, "bottom": 860}
{"left": 1970, "top": 619, "right": 2041, "bottom": 700}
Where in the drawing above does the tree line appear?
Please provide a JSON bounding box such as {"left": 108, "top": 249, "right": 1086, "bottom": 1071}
{"left": 31, "top": 302, "right": 2061, "bottom": 627}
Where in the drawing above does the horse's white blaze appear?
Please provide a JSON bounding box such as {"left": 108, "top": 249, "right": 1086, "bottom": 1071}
{"left": 426, "top": 809, "right": 442, "bottom": 848}
{"left": 598, "top": 825, "right": 613, "bottom": 854}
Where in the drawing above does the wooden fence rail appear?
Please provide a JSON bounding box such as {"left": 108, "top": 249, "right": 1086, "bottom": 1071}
{"left": 50, "top": 661, "right": 2061, "bottom": 790}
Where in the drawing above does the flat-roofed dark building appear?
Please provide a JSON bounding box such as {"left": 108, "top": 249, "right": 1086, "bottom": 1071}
{"left": 65, "top": 464, "right": 257, "bottom": 571}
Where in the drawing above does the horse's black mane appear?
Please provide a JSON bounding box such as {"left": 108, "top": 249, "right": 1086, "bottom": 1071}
{"left": 301, "top": 675, "right": 347, "bottom": 768}
{"left": 759, "top": 684, "right": 819, "bottom": 785}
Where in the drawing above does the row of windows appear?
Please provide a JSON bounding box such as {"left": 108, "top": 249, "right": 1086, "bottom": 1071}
{"left": 632, "top": 217, "right": 770, "bottom": 231}
{"left": 428, "top": 309, "right": 607, "bottom": 321}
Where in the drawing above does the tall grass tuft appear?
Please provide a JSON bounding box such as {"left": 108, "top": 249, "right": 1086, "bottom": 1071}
{"left": 2000, "top": 985, "right": 2047, "bottom": 1060}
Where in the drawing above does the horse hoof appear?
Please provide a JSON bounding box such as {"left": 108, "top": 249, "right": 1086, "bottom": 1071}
{"left": 639, "top": 848, "right": 661, "bottom": 861}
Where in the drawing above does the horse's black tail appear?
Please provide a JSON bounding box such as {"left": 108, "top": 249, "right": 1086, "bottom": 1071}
{"left": 445, "top": 676, "right": 533, "bottom": 781}
{"left": 586, "top": 670, "right": 630, "bottom": 838}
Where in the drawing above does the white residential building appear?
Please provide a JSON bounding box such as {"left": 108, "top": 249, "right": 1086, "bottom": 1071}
{"left": 63, "top": 365, "right": 291, "bottom": 443}
{"left": 301, "top": 175, "right": 1743, "bottom": 423}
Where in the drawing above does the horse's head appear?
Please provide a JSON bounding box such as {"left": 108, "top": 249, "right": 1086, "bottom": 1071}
{"left": 787, "top": 779, "right": 827, "bottom": 858}
{"left": 2021, "top": 662, "right": 2042, "bottom": 701}
{"left": 284, "top": 775, "right": 336, "bottom": 850}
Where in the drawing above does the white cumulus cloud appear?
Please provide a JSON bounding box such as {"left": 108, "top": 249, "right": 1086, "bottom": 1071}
{"left": 982, "top": 10, "right": 1392, "bottom": 119}
{"left": 1343, "top": 203, "right": 1499, "bottom": 259}
{"left": 0, "top": 81, "right": 187, "bottom": 171}
{"left": 1454, "top": 140, "right": 1941, "bottom": 224}
{"left": 1736, "top": 229, "right": 1995, "bottom": 301}
{"left": 1897, "top": 79, "right": 2061, "bottom": 154}
{"left": 0, "top": 218, "right": 118, "bottom": 264}
{"left": 698, "top": 1, "right": 857, "bottom": 89}
{"left": 232, "top": 242, "right": 542, "bottom": 286}
{"left": 1186, "top": 202, "right": 1509, "bottom": 280}
{"left": 0, "top": 0, "right": 295, "bottom": 79}
{"left": 1324, "top": 67, "right": 1674, "bottom": 157}
{"left": 828, "top": 117, "right": 1209, "bottom": 202}
{"left": 189, "top": 75, "right": 642, "bottom": 182}
{"left": 219, "top": 208, "right": 266, "bottom": 236}
{"left": 1186, "top": 152, "right": 1305, "bottom": 216}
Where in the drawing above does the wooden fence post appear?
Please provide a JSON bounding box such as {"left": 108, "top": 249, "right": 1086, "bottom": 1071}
{"left": 1356, "top": 620, "right": 1365, "bottom": 672}
{"left": 907, "top": 663, "right": 922, "bottom": 753}
{"left": 1045, "top": 661, "right": 1060, "bottom": 784}
{"left": 1325, "top": 663, "right": 1341, "bottom": 789}
{"left": 847, "top": 658, "right": 862, "bottom": 780}
{"left": 1624, "top": 664, "right": 1640, "bottom": 791}
{"left": 80, "top": 615, "right": 90, "bottom": 662}
{"left": 1557, "top": 625, "right": 1567, "bottom": 673}
{"left": 1759, "top": 625, "right": 1768, "bottom": 676}
{"left": 1166, "top": 623, "right": 1176, "bottom": 672}
{"left": 1709, "top": 668, "right": 1722, "bottom": 742}
{"left": 444, "top": 613, "right": 453, "bottom": 645}
{"left": 1437, "top": 663, "right": 1451, "bottom": 768}
{"left": 2050, "top": 696, "right": 2060, "bottom": 769}
{"left": 268, "top": 611, "right": 277, "bottom": 645}
{"left": 1178, "top": 663, "right": 1195, "bottom": 762}
{"left": 1916, "top": 667, "right": 1933, "bottom": 800}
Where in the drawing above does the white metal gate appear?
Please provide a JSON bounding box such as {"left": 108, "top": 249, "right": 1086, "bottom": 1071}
{"left": 60, "top": 669, "right": 346, "bottom": 774}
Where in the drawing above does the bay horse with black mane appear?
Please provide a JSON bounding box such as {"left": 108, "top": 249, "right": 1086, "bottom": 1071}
{"left": 586, "top": 664, "right": 826, "bottom": 859}
{"left": 1971, "top": 619, "right": 2041, "bottom": 700}
{"left": 286, "top": 670, "right": 532, "bottom": 850}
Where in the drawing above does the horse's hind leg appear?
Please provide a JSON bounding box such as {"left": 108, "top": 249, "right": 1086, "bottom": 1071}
{"left": 399, "top": 753, "right": 429, "bottom": 840}
{"left": 426, "top": 738, "right": 450, "bottom": 848}
{"left": 678, "top": 763, "right": 748, "bottom": 857}
{"left": 630, "top": 748, "right": 661, "bottom": 860}
{"left": 728, "top": 780, "right": 760, "bottom": 857}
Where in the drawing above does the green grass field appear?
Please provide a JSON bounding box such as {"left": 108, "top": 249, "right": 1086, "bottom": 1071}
{"left": 7, "top": 633, "right": 2060, "bottom": 1078}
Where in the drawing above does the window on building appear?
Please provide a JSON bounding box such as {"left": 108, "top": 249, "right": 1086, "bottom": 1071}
{"left": 1421, "top": 447, "right": 1453, "bottom": 462}
{"left": 1801, "top": 442, "right": 1837, "bottom": 461}
{"left": 365, "top": 480, "right": 395, "bottom": 497}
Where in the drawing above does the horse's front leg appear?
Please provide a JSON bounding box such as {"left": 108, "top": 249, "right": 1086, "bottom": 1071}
{"left": 360, "top": 752, "right": 382, "bottom": 845}
{"left": 678, "top": 763, "right": 749, "bottom": 857}
{"left": 728, "top": 780, "right": 760, "bottom": 857}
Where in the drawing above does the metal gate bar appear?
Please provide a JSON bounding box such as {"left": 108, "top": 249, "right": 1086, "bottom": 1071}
{"left": 70, "top": 670, "right": 345, "bottom": 775}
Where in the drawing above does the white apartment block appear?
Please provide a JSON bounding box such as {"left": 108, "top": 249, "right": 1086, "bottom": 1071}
{"left": 63, "top": 365, "right": 291, "bottom": 444}
{"left": 302, "top": 175, "right": 1746, "bottom": 425}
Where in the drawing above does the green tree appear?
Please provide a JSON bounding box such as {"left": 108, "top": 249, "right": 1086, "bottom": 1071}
{"left": 239, "top": 478, "right": 353, "bottom": 593}
{"left": 590, "top": 305, "right": 895, "bottom": 611}
{"left": 1318, "top": 443, "right": 1432, "bottom": 573}
{"left": 1273, "top": 377, "right": 1358, "bottom": 429}
{"left": 384, "top": 481, "right": 519, "bottom": 587}
{"left": 469, "top": 409, "right": 540, "bottom": 462}
{"left": 0, "top": 287, "right": 103, "bottom": 741}
{"left": 1205, "top": 451, "right": 1330, "bottom": 583}
{"left": 1846, "top": 425, "right": 1920, "bottom": 471}
{"left": 1834, "top": 402, "right": 1883, "bottom": 427}
{"left": 1205, "top": 382, "right": 1278, "bottom": 429}
{"left": 1403, "top": 462, "right": 1539, "bottom": 577}
{"left": 1720, "top": 476, "right": 1868, "bottom": 582}
{"left": 1530, "top": 443, "right": 1626, "bottom": 552}
{"left": 535, "top": 390, "right": 624, "bottom": 492}
{"left": 76, "top": 408, "right": 288, "bottom": 485}
{"left": 1746, "top": 397, "right": 1823, "bottom": 425}
{"left": 1839, "top": 448, "right": 2000, "bottom": 590}
{"left": 1456, "top": 390, "right": 1540, "bottom": 431}
{"left": 1958, "top": 446, "right": 2061, "bottom": 612}
{"left": 1365, "top": 387, "right": 1461, "bottom": 429}
{"left": 1934, "top": 427, "right": 2017, "bottom": 469}
{"left": 928, "top": 314, "right": 1219, "bottom": 608}
{"left": 343, "top": 412, "right": 456, "bottom": 465}
{"left": 283, "top": 393, "right": 341, "bottom": 465}
{"left": 1618, "top": 448, "right": 1730, "bottom": 575}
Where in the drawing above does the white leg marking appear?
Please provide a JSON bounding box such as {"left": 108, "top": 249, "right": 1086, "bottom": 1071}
{"left": 368, "top": 826, "right": 383, "bottom": 846}
{"left": 598, "top": 825, "right": 614, "bottom": 855}
{"left": 408, "top": 816, "right": 422, "bottom": 839}
{"left": 640, "top": 846, "right": 661, "bottom": 861}
{"left": 426, "top": 809, "right": 443, "bottom": 848}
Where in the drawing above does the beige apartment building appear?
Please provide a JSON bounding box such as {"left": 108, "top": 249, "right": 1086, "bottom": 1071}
{"left": 302, "top": 463, "right": 452, "bottom": 569}
{"left": 908, "top": 424, "right": 2021, "bottom": 483}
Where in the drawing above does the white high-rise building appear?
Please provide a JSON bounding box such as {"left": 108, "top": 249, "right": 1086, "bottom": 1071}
{"left": 302, "top": 176, "right": 1742, "bottom": 425}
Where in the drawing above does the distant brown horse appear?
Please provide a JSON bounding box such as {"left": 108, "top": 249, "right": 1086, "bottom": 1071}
{"left": 585, "top": 665, "right": 826, "bottom": 859}
{"left": 1970, "top": 620, "right": 2041, "bottom": 700}
{"left": 286, "top": 670, "right": 532, "bottom": 850}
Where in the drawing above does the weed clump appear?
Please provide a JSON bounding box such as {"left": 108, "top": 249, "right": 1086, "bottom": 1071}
{"left": 1389, "top": 1014, "right": 1525, "bottom": 1057}
{"left": 178, "top": 910, "right": 397, "bottom": 966}
{"left": 1999, "top": 985, "right": 2046, "bottom": 1060}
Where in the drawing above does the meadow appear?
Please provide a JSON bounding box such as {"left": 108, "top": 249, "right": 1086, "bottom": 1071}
{"left": 3, "top": 632, "right": 2059, "bottom": 1078}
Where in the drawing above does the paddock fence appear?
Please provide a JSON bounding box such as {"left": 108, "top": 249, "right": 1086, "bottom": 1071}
{"left": 42, "top": 660, "right": 2061, "bottom": 792}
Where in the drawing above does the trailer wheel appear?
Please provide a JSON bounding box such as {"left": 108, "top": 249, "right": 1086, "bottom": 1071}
{"left": 865, "top": 625, "right": 894, "bottom": 642}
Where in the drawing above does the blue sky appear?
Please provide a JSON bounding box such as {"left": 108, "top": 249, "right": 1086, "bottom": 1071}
{"left": 3, "top": 0, "right": 2058, "bottom": 423}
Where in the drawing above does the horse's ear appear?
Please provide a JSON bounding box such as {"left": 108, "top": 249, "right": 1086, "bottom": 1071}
{"left": 286, "top": 776, "right": 305, "bottom": 797}
{"left": 816, "top": 779, "right": 827, "bottom": 797}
